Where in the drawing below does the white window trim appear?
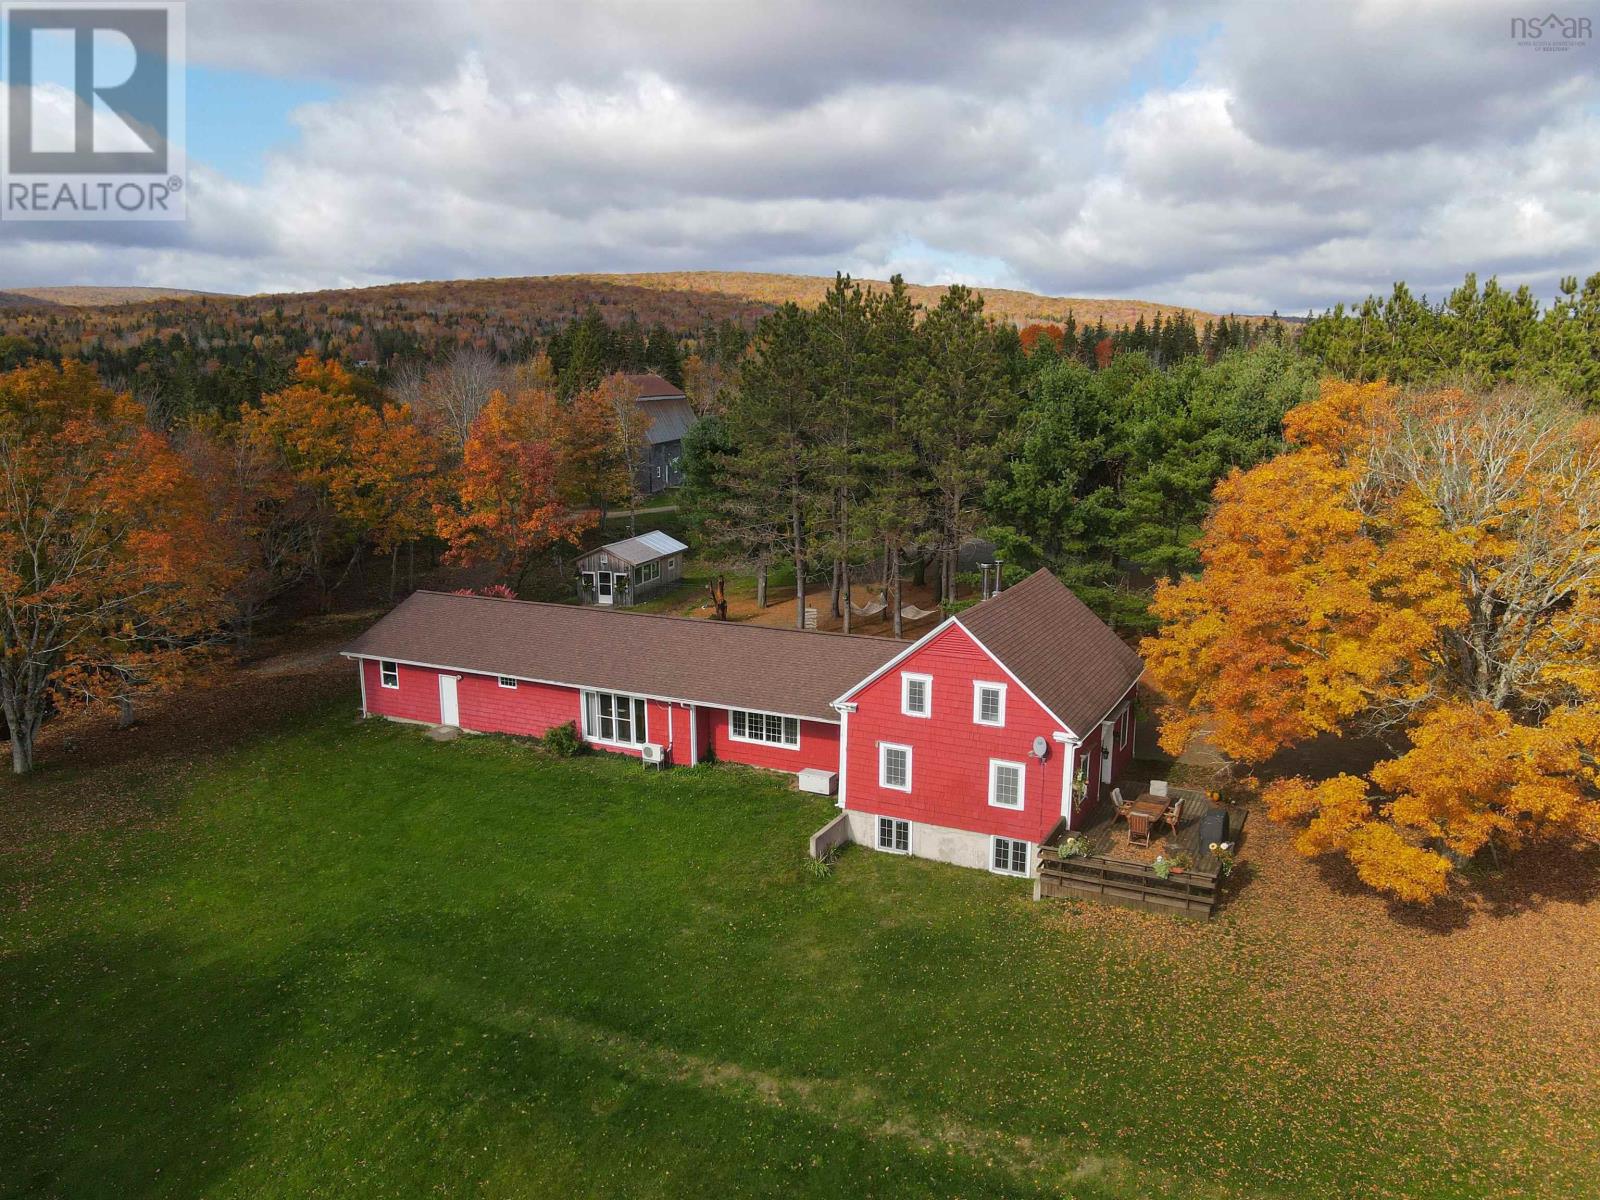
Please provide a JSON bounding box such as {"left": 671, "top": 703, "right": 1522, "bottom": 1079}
{"left": 879, "top": 742, "right": 913, "bottom": 792}
{"left": 498, "top": 676, "right": 518, "bottom": 690}
{"left": 727, "top": 708, "right": 801, "bottom": 750}
{"left": 987, "top": 758, "right": 1026, "bottom": 810}
{"left": 379, "top": 660, "right": 399, "bottom": 689}
{"left": 1117, "top": 705, "right": 1131, "bottom": 749}
{"left": 990, "top": 835, "right": 1031, "bottom": 877}
{"left": 876, "top": 815, "right": 911, "bottom": 855}
{"left": 973, "top": 681, "right": 1007, "bottom": 727}
{"left": 581, "top": 689, "right": 650, "bottom": 748}
{"left": 901, "top": 673, "right": 933, "bottom": 718}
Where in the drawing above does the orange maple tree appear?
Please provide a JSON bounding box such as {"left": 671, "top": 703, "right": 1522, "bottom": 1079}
{"left": 242, "top": 357, "right": 447, "bottom": 606}
{"left": 0, "top": 362, "right": 235, "bottom": 773}
{"left": 436, "top": 389, "right": 595, "bottom": 588}
{"left": 1144, "top": 380, "right": 1600, "bottom": 901}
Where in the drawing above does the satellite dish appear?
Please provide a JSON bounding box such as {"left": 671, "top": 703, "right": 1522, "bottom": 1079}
{"left": 1032, "top": 735, "right": 1049, "bottom": 759}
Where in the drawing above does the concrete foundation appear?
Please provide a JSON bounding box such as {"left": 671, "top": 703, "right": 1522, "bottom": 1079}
{"left": 841, "top": 810, "right": 1034, "bottom": 878}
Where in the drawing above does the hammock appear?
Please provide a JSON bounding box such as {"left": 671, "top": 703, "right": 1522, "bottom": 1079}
{"left": 850, "top": 599, "right": 887, "bottom": 617}
{"left": 898, "top": 604, "right": 939, "bottom": 621}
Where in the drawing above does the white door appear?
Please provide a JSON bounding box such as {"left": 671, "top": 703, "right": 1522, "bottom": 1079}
{"left": 597, "top": 572, "right": 614, "bottom": 605}
{"left": 439, "top": 675, "right": 460, "bottom": 726}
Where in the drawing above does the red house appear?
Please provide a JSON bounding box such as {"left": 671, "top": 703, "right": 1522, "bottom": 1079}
{"left": 830, "top": 570, "right": 1143, "bottom": 878}
{"left": 343, "top": 570, "right": 1142, "bottom": 880}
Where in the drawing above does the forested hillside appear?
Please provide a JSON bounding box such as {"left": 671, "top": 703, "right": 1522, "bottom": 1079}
{"left": 0, "top": 272, "right": 1278, "bottom": 425}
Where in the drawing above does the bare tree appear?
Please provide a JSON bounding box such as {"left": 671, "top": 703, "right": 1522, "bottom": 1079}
{"left": 602, "top": 374, "right": 655, "bottom": 536}
{"left": 409, "top": 346, "right": 510, "bottom": 448}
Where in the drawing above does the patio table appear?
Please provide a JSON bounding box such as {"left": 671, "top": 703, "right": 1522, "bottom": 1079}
{"left": 1126, "top": 794, "right": 1170, "bottom": 847}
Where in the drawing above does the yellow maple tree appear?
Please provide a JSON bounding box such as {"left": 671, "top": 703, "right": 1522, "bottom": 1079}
{"left": 1144, "top": 380, "right": 1600, "bottom": 901}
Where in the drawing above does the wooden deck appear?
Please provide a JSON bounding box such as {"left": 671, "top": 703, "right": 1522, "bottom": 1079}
{"left": 1036, "top": 784, "right": 1247, "bottom": 918}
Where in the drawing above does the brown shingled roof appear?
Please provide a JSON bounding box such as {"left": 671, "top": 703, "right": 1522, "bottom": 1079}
{"left": 620, "top": 372, "right": 685, "bottom": 400}
{"left": 957, "top": 570, "right": 1144, "bottom": 736}
{"left": 342, "top": 591, "right": 901, "bottom": 722}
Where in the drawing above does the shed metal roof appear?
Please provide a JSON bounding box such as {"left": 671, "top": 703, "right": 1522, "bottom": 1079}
{"left": 639, "top": 396, "right": 697, "bottom": 445}
{"left": 583, "top": 530, "right": 688, "bottom": 566}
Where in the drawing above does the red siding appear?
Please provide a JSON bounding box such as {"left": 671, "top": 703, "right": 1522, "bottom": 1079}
{"left": 362, "top": 658, "right": 443, "bottom": 725}
{"left": 704, "top": 707, "right": 840, "bottom": 773}
{"left": 842, "top": 625, "right": 1069, "bottom": 845}
{"left": 458, "top": 673, "right": 580, "bottom": 737}
{"left": 356, "top": 659, "right": 831, "bottom": 774}
{"left": 1067, "top": 686, "right": 1139, "bottom": 828}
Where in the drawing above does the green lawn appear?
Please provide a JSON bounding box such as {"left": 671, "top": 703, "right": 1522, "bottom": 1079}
{"left": 1, "top": 701, "right": 1588, "bottom": 1198}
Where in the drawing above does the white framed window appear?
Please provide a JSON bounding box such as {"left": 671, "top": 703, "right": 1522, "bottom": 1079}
{"left": 901, "top": 672, "right": 932, "bottom": 718}
{"left": 581, "top": 571, "right": 596, "bottom": 593}
{"left": 498, "top": 676, "right": 518, "bottom": 690}
{"left": 973, "top": 681, "right": 1006, "bottom": 727}
{"left": 1117, "top": 706, "right": 1131, "bottom": 749}
{"left": 729, "top": 709, "right": 800, "bottom": 749}
{"left": 633, "top": 560, "right": 661, "bottom": 585}
{"left": 582, "top": 690, "right": 649, "bottom": 747}
{"left": 988, "top": 759, "right": 1025, "bottom": 810}
{"left": 379, "top": 660, "right": 399, "bottom": 689}
{"left": 877, "top": 816, "right": 910, "bottom": 854}
{"left": 879, "top": 742, "right": 912, "bottom": 792}
{"left": 991, "top": 835, "right": 1029, "bottom": 876}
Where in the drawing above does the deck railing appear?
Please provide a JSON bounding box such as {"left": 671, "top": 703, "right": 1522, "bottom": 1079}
{"left": 1036, "top": 843, "right": 1220, "bottom": 917}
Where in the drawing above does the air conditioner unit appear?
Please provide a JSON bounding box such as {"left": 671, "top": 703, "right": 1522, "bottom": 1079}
{"left": 639, "top": 743, "right": 666, "bottom": 768}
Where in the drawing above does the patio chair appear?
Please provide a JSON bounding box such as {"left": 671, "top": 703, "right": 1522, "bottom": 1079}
{"left": 1161, "top": 795, "right": 1183, "bottom": 839}
{"left": 1110, "top": 787, "right": 1130, "bottom": 824}
{"left": 1148, "top": 779, "right": 1169, "bottom": 798}
{"left": 1127, "top": 811, "right": 1154, "bottom": 848}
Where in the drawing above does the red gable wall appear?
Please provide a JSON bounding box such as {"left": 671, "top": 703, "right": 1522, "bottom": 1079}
{"left": 841, "top": 623, "right": 1069, "bottom": 845}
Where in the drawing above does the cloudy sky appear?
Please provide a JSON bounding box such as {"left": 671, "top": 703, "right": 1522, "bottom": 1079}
{"left": 2, "top": 0, "right": 1597, "bottom": 312}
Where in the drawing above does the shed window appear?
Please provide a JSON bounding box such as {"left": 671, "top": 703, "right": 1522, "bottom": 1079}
{"left": 991, "top": 836, "right": 1029, "bottom": 876}
{"left": 379, "top": 660, "right": 399, "bottom": 689}
{"left": 498, "top": 676, "right": 518, "bottom": 690}
{"left": 901, "top": 673, "right": 932, "bottom": 718}
{"left": 633, "top": 560, "right": 661, "bottom": 585}
{"left": 729, "top": 709, "right": 800, "bottom": 748}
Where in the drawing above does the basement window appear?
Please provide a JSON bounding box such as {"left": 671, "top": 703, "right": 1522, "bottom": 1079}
{"left": 991, "top": 836, "right": 1029, "bottom": 877}
{"left": 877, "top": 816, "right": 910, "bottom": 854}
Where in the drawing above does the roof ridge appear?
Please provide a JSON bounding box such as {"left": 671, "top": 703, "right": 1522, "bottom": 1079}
{"left": 407, "top": 589, "right": 908, "bottom": 645}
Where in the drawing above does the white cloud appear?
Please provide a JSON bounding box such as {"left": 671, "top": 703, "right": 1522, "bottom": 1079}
{"left": 2, "top": 0, "right": 1597, "bottom": 314}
